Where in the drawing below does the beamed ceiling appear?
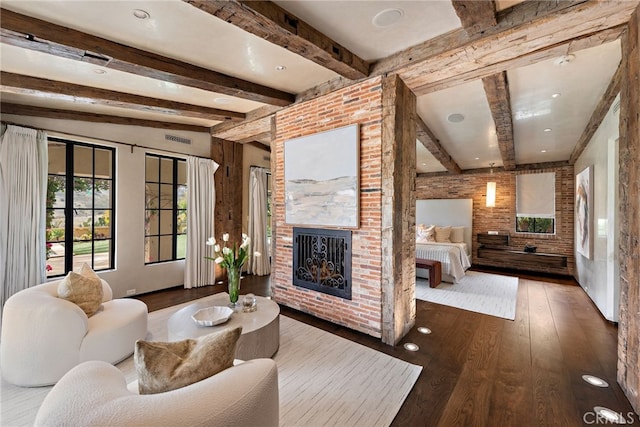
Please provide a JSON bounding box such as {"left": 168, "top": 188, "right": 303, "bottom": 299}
{"left": 0, "top": 0, "right": 637, "bottom": 173}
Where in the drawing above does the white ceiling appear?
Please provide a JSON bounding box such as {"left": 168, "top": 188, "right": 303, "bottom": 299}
{"left": 0, "top": 0, "right": 624, "bottom": 173}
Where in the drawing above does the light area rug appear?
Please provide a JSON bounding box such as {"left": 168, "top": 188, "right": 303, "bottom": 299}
{"left": 1, "top": 294, "right": 421, "bottom": 427}
{"left": 416, "top": 270, "right": 519, "bottom": 320}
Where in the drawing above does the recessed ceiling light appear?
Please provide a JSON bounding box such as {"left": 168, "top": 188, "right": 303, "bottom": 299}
{"left": 93, "top": 69, "right": 106, "bottom": 74}
{"left": 421, "top": 163, "right": 426, "bottom": 166}
{"left": 541, "top": 150, "right": 547, "bottom": 153}
{"left": 275, "top": 65, "right": 287, "bottom": 71}
{"left": 132, "top": 9, "right": 150, "bottom": 19}
{"left": 544, "top": 128, "right": 552, "bottom": 132}
{"left": 582, "top": 375, "right": 609, "bottom": 387}
{"left": 554, "top": 54, "right": 575, "bottom": 66}
{"left": 552, "top": 93, "right": 561, "bottom": 98}
{"left": 372, "top": 8, "right": 404, "bottom": 28}
{"left": 447, "top": 113, "right": 465, "bottom": 123}
{"left": 417, "top": 327, "right": 431, "bottom": 334}
{"left": 593, "top": 407, "right": 623, "bottom": 423}
{"left": 403, "top": 343, "right": 419, "bottom": 351}
{"left": 475, "top": 157, "right": 480, "bottom": 160}
{"left": 214, "top": 97, "right": 231, "bottom": 105}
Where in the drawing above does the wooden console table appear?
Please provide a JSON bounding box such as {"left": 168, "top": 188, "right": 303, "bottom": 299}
{"left": 476, "top": 233, "right": 567, "bottom": 270}
{"left": 416, "top": 258, "right": 442, "bottom": 288}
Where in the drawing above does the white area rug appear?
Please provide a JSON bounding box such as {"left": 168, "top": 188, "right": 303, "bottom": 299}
{"left": 1, "top": 294, "right": 421, "bottom": 426}
{"left": 416, "top": 270, "right": 519, "bottom": 320}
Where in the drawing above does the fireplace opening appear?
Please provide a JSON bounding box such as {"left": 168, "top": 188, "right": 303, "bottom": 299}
{"left": 292, "top": 227, "right": 352, "bottom": 300}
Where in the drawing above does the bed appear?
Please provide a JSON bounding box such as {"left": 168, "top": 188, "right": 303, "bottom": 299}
{"left": 416, "top": 199, "right": 473, "bottom": 283}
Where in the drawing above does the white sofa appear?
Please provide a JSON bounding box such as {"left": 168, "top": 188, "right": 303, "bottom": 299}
{"left": 34, "top": 358, "right": 279, "bottom": 427}
{"left": 1, "top": 280, "right": 148, "bottom": 387}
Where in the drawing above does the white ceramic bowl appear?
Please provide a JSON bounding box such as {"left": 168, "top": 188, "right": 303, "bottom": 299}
{"left": 191, "top": 306, "right": 233, "bottom": 327}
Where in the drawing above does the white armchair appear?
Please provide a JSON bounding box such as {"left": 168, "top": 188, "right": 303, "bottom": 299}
{"left": 34, "top": 359, "right": 279, "bottom": 427}
{"left": 1, "top": 280, "right": 147, "bottom": 387}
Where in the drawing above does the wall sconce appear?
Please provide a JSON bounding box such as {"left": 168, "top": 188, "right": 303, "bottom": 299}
{"left": 486, "top": 163, "right": 496, "bottom": 207}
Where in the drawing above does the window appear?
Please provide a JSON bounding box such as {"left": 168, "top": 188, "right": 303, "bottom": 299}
{"left": 144, "top": 154, "right": 187, "bottom": 264}
{"left": 516, "top": 172, "right": 556, "bottom": 234}
{"left": 46, "top": 138, "right": 115, "bottom": 277}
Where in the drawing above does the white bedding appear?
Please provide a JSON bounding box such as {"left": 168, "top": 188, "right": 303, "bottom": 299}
{"left": 416, "top": 242, "right": 471, "bottom": 283}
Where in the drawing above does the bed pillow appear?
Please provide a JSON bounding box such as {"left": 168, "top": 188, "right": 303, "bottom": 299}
{"left": 135, "top": 326, "right": 242, "bottom": 394}
{"left": 450, "top": 226, "right": 465, "bottom": 243}
{"left": 435, "top": 226, "right": 452, "bottom": 243}
{"left": 416, "top": 225, "right": 435, "bottom": 243}
{"left": 57, "top": 263, "right": 104, "bottom": 317}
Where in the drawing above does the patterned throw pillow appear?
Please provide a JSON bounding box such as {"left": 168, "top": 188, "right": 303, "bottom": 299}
{"left": 134, "top": 326, "right": 242, "bottom": 394}
{"left": 435, "top": 226, "right": 452, "bottom": 243}
{"left": 57, "top": 263, "right": 104, "bottom": 317}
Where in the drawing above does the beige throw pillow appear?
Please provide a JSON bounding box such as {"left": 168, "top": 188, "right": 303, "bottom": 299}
{"left": 135, "top": 326, "right": 242, "bottom": 395}
{"left": 450, "top": 226, "right": 465, "bottom": 243}
{"left": 435, "top": 226, "right": 452, "bottom": 243}
{"left": 57, "top": 263, "right": 104, "bottom": 317}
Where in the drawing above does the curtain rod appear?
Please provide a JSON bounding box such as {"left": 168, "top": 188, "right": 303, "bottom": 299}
{"left": 1, "top": 121, "right": 212, "bottom": 160}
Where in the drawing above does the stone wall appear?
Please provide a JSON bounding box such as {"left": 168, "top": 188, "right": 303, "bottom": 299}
{"left": 416, "top": 165, "right": 575, "bottom": 276}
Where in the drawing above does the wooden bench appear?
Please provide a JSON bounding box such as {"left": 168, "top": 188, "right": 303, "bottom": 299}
{"left": 416, "top": 258, "right": 442, "bottom": 288}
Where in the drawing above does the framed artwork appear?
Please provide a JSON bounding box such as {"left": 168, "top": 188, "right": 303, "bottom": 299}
{"left": 576, "top": 165, "right": 593, "bottom": 259}
{"left": 284, "top": 124, "right": 359, "bottom": 228}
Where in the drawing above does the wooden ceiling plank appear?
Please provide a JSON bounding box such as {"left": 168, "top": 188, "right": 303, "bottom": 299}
{"left": 569, "top": 63, "right": 622, "bottom": 164}
{"left": 183, "top": 0, "right": 369, "bottom": 80}
{"left": 482, "top": 71, "right": 516, "bottom": 170}
{"left": 415, "top": 116, "right": 462, "bottom": 174}
{"left": 0, "top": 102, "right": 210, "bottom": 132}
{"left": 413, "top": 25, "right": 624, "bottom": 95}
{"left": 371, "top": 0, "right": 637, "bottom": 91}
{"left": 452, "top": 0, "right": 497, "bottom": 37}
{"left": 0, "top": 8, "right": 295, "bottom": 107}
{"left": 1, "top": 72, "right": 245, "bottom": 122}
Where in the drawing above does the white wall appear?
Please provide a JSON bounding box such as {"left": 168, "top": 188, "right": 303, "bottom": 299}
{"left": 574, "top": 96, "right": 620, "bottom": 321}
{"left": 3, "top": 115, "right": 211, "bottom": 298}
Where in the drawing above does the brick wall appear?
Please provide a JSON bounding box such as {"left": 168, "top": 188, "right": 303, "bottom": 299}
{"left": 271, "top": 77, "right": 385, "bottom": 338}
{"left": 416, "top": 165, "right": 575, "bottom": 275}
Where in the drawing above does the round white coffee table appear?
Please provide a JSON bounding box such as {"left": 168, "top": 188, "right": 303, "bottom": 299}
{"left": 167, "top": 293, "right": 280, "bottom": 360}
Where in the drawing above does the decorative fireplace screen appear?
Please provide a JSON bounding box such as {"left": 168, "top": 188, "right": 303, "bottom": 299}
{"left": 292, "top": 227, "right": 352, "bottom": 300}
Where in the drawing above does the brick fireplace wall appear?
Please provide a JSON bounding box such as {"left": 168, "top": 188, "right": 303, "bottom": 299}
{"left": 416, "top": 165, "right": 575, "bottom": 276}
{"left": 271, "top": 77, "right": 385, "bottom": 338}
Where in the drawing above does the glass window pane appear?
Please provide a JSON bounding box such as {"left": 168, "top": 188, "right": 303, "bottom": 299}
{"left": 94, "top": 148, "right": 112, "bottom": 179}
{"left": 177, "top": 185, "right": 187, "bottom": 208}
{"left": 176, "top": 234, "right": 186, "bottom": 259}
{"left": 145, "top": 183, "right": 159, "bottom": 209}
{"left": 94, "top": 179, "right": 111, "bottom": 209}
{"left": 74, "top": 146, "right": 93, "bottom": 177}
{"left": 159, "top": 235, "right": 173, "bottom": 261}
{"left": 48, "top": 176, "right": 66, "bottom": 209}
{"left": 46, "top": 242, "right": 65, "bottom": 278}
{"left": 177, "top": 161, "right": 186, "bottom": 185}
{"left": 94, "top": 210, "right": 111, "bottom": 238}
{"left": 48, "top": 142, "right": 66, "bottom": 175}
{"left": 73, "top": 178, "right": 94, "bottom": 208}
{"left": 74, "top": 209, "right": 92, "bottom": 240}
{"left": 47, "top": 209, "right": 66, "bottom": 242}
{"left": 159, "top": 184, "right": 174, "bottom": 208}
{"left": 159, "top": 210, "right": 174, "bottom": 234}
{"left": 93, "top": 240, "right": 111, "bottom": 271}
{"left": 145, "top": 156, "right": 159, "bottom": 182}
{"left": 145, "top": 236, "right": 159, "bottom": 263}
{"left": 146, "top": 210, "right": 159, "bottom": 236}
{"left": 176, "top": 209, "right": 187, "bottom": 234}
{"left": 72, "top": 241, "right": 93, "bottom": 270}
{"left": 160, "top": 158, "right": 173, "bottom": 184}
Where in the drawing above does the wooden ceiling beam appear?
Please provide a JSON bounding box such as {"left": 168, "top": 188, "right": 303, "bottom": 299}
{"left": 0, "top": 72, "right": 244, "bottom": 123}
{"left": 0, "top": 103, "right": 210, "bottom": 133}
{"left": 569, "top": 63, "right": 622, "bottom": 164}
{"left": 482, "top": 71, "right": 516, "bottom": 170}
{"left": 417, "top": 160, "right": 571, "bottom": 178}
{"left": 416, "top": 116, "right": 462, "bottom": 174}
{"left": 452, "top": 0, "right": 497, "bottom": 37}
{"left": 0, "top": 8, "right": 295, "bottom": 107}
{"left": 184, "top": 0, "right": 368, "bottom": 80}
{"left": 371, "top": 1, "right": 637, "bottom": 92}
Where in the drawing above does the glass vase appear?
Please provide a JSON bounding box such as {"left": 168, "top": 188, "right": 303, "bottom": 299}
{"left": 227, "top": 267, "right": 240, "bottom": 308}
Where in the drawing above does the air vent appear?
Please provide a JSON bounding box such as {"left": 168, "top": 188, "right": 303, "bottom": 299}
{"left": 613, "top": 100, "right": 620, "bottom": 115}
{"left": 165, "top": 134, "right": 191, "bottom": 145}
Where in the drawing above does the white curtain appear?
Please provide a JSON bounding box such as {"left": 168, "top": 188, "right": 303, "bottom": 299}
{"left": 184, "top": 156, "right": 219, "bottom": 288}
{"left": 0, "top": 124, "right": 48, "bottom": 311}
{"left": 247, "top": 167, "right": 271, "bottom": 276}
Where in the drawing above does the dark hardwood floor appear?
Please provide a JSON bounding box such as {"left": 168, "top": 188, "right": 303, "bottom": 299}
{"left": 134, "top": 269, "right": 638, "bottom": 426}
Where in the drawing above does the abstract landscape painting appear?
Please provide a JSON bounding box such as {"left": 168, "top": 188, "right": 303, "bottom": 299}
{"left": 284, "top": 124, "right": 359, "bottom": 228}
